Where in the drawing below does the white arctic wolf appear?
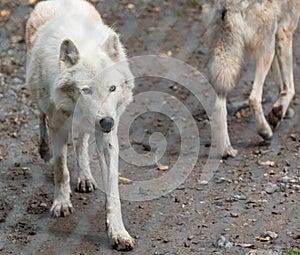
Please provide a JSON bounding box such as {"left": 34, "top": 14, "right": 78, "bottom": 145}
{"left": 205, "top": 0, "right": 300, "bottom": 157}
{"left": 26, "top": 0, "right": 135, "bottom": 250}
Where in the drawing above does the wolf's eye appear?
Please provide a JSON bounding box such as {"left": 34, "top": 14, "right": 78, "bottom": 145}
{"left": 81, "top": 87, "right": 93, "bottom": 95}
{"left": 109, "top": 85, "right": 116, "bottom": 92}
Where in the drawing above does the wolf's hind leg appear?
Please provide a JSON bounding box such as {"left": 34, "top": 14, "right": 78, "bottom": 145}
{"left": 39, "top": 112, "right": 52, "bottom": 162}
{"left": 75, "top": 133, "right": 96, "bottom": 193}
{"left": 249, "top": 44, "right": 275, "bottom": 140}
{"left": 268, "top": 26, "right": 295, "bottom": 128}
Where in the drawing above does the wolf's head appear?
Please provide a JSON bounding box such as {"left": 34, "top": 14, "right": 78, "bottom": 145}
{"left": 53, "top": 32, "right": 134, "bottom": 133}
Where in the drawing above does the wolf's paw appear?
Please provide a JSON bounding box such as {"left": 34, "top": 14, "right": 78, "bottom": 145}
{"left": 107, "top": 218, "right": 135, "bottom": 251}
{"left": 50, "top": 199, "right": 74, "bottom": 217}
{"left": 223, "top": 146, "right": 238, "bottom": 158}
{"left": 76, "top": 177, "right": 96, "bottom": 193}
{"left": 110, "top": 231, "right": 135, "bottom": 251}
{"left": 268, "top": 105, "right": 283, "bottom": 129}
{"left": 215, "top": 144, "right": 238, "bottom": 158}
{"left": 258, "top": 125, "right": 273, "bottom": 141}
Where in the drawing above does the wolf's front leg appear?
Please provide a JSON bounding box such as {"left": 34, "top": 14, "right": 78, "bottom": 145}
{"left": 76, "top": 133, "right": 97, "bottom": 193}
{"left": 96, "top": 129, "right": 135, "bottom": 251}
{"left": 212, "top": 96, "right": 238, "bottom": 158}
{"left": 50, "top": 128, "right": 73, "bottom": 217}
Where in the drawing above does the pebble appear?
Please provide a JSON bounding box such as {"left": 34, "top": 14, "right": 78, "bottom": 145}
{"left": 265, "top": 231, "right": 278, "bottom": 239}
{"left": 217, "top": 236, "right": 233, "bottom": 250}
{"left": 199, "top": 180, "right": 208, "bottom": 185}
{"left": 258, "top": 160, "right": 275, "bottom": 167}
{"left": 11, "top": 35, "right": 23, "bottom": 44}
{"left": 265, "top": 182, "right": 279, "bottom": 194}
{"left": 290, "top": 134, "right": 297, "bottom": 141}
{"left": 282, "top": 176, "right": 291, "bottom": 183}
{"left": 233, "top": 194, "right": 247, "bottom": 200}
{"left": 216, "top": 177, "right": 226, "bottom": 184}
{"left": 184, "top": 241, "right": 190, "bottom": 247}
{"left": 170, "top": 85, "right": 178, "bottom": 90}
{"left": 229, "top": 212, "right": 239, "bottom": 218}
{"left": 40, "top": 203, "right": 47, "bottom": 208}
{"left": 187, "top": 235, "right": 194, "bottom": 240}
{"left": 246, "top": 249, "right": 280, "bottom": 255}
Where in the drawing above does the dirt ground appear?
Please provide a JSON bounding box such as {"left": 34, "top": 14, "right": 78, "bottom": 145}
{"left": 0, "top": 0, "right": 299, "bottom": 254}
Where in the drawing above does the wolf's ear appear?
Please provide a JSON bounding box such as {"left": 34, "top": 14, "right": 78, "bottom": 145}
{"left": 103, "top": 32, "right": 124, "bottom": 62}
{"left": 59, "top": 39, "right": 79, "bottom": 68}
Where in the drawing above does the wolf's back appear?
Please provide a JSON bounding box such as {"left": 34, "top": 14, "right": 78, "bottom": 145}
{"left": 26, "top": 0, "right": 102, "bottom": 54}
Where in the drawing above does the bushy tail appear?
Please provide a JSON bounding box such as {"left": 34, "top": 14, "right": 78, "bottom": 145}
{"left": 207, "top": 6, "right": 245, "bottom": 96}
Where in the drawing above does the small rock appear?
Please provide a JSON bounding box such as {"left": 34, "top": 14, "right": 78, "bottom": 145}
{"left": 199, "top": 180, "right": 208, "bottom": 185}
{"left": 184, "top": 241, "right": 190, "bottom": 247}
{"left": 265, "top": 231, "right": 278, "bottom": 239}
{"left": 282, "top": 176, "right": 291, "bottom": 183}
{"left": 147, "top": 27, "right": 157, "bottom": 32}
{"left": 217, "top": 236, "right": 233, "bottom": 250}
{"left": 40, "top": 203, "right": 47, "bottom": 208}
{"left": 216, "top": 177, "right": 226, "bottom": 184}
{"left": 170, "top": 85, "right": 178, "bottom": 90}
{"left": 118, "top": 176, "right": 133, "bottom": 184}
{"left": 246, "top": 249, "right": 280, "bottom": 255}
{"left": 256, "top": 231, "right": 278, "bottom": 242}
{"left": 265, "top": 182, "right": 279, "bottom": 194}
{"left": 233, "top": 194, "right": 247, "bottom": 200}
{"left": 11, "top": 35, "right": 23, "bottom": 44}
{"left": 187, "top": 235, "right": 194, "bottom": 240}
{"left": 0, "top": 10, "right": 10, "bottom": 17}
{"left": 291, "top": 184, "right": 300, "bottom": 191}
{"left": 258, "top": 160, "right": 275, "bottom": 167}
{"left": 290, "top": 134, "right": 297, "bottom": 141}
{"left": 29, "top": 0, "right": 38, "bottom": 4}
{"left": 157, "top": 164, "right": 169, "bottom": 171}
{"left": 127, "top": 3, "right": 135, "bottom": 9}
{"left": 230, "top": 212, "right": 239, "bottom": 218}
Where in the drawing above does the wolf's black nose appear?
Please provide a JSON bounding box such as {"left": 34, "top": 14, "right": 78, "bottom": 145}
{"left": 99, "top": 117, "right": 114, "bottom": 133}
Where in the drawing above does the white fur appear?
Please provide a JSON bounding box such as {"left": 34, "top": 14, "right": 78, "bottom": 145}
{"left": 26, "top": 0, "right": 135, "bottom": 250}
